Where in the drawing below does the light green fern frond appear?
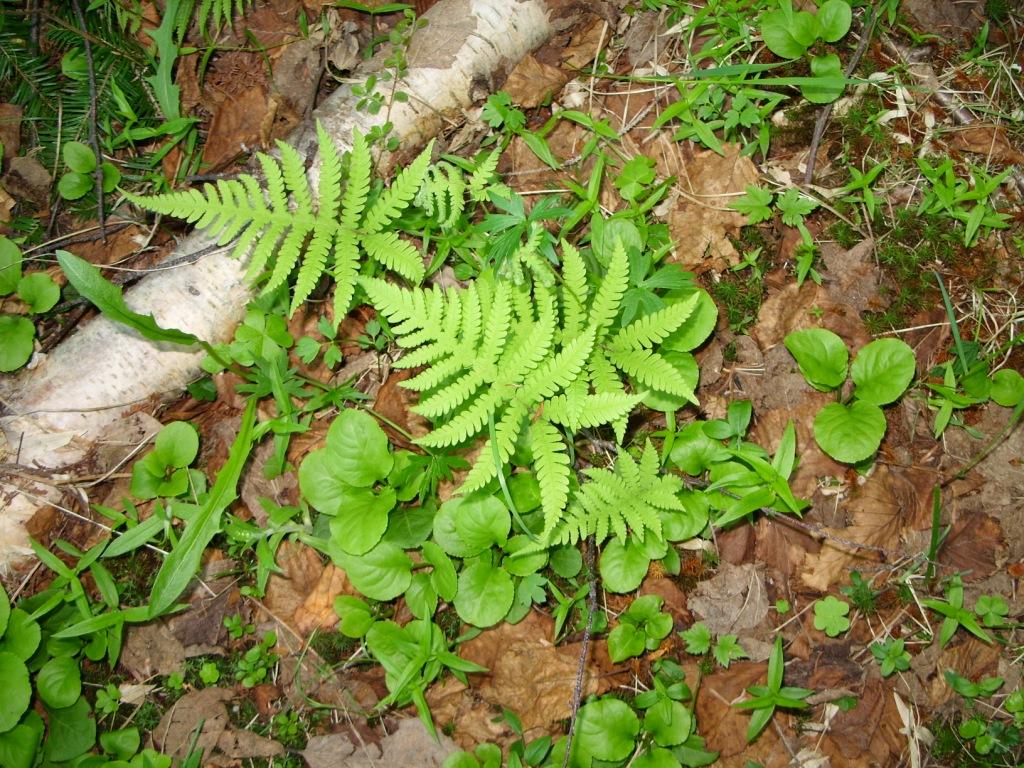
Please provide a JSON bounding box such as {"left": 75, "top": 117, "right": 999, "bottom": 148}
{"left": 586, "top": 241, "right": 629, "bottom": 338}
{"left": 611, "top": 293, "right": 700, "bottom": 349}
{"left": 362, "top": 143, "right": 434, "bottom": 235}
{"left": 531, "top": 419, "right": 572, "bottom": 535}
{"left": 606, "top": 348, "right": 697, "bottom": 403}
{"left": 469, "top": 150, "right": 502, "bottom": 202}
{"left": 550, "top": 441, "right": 683, "bottom": 546}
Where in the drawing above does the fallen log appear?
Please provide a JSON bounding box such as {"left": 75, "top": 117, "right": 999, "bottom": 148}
{"left": 0, "top": 0, "right": 552, "bottom": 561}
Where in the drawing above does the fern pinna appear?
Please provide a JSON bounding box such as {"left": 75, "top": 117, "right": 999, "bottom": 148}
{"left": 360, "top": 240, "right": 704, "bottom": 545}
{"left": 126, "top": 124, "right": 433, "bottom": 319}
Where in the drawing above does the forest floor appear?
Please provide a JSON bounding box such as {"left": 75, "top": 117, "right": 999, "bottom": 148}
{"left": 2, "top": 0, "right": 1023, "bottom": 766}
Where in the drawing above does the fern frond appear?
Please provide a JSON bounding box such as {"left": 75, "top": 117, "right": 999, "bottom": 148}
{"left": 362, "top": 140, "right": 434, "bottom": 234}
{"left": 587, "top": 240, "right": 629, "bottom": 339}
{"left": 333, "top": 229, "right": 360, "bottom": 317}
{"left": 417, "top": 390, "right": 503, "bottom": 448}
{"left": 517, "top": 329, "right": 595, "bottom": 405}
{"left": 531, "top": 419, "right": 572, "bottom": 536}
{"left": 612, "top": 293, "right": 700, "bottom": 350}
{"left": 607, "top": 348, "right": 698, "bottom": 404}
{"left": 469, "top": 150, "right": 501, "bottom": 202}
{"left": 316, "top": 123, "right": 344, "bottom": 221}
{"left": 460, "top": 400, "right": 530, "bottom": 492}
{"left": 278, "top": 140, "right": 313, "bottom": 216}
{"left": 341, "top": 131, "right": 371, "bottom": 230}
{"left": 544, "top": 391, "right": 643, "bottom": 432}
{"left": 361, "top": 231, "right": 425, "bottom": 283}
{"left": 291, "top": 221, "right": 332, "bottom": 312}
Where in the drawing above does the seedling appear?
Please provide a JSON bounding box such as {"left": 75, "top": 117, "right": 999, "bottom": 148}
{"left": 759, "top": 0, "right": 852, "bottom": 103}
{"left": 785, "top": 328, "right": 916, "bottom": 464}
{"left": 735, "top": 636, "right": 813, "bottom": 742}
{"left": 130, "top": 421, "right": 200, "bottom": 499}
{"left": 841, "top": 571, "right": 880, "bottom": 613}
{"left": 680, "top": 621, "right": 749, "bottom": 669}
{"left": 0, "top": 236, "right": 60, "bottom": 372}
{"left": 234, "top": 631, "right": 278, "bottom": 687}
{"left": 607, "top": 594, "right": 674, "bottom": 663}
{"left": 974, "top": 595, "right": 1010, "bottom": 628}
{"left": 922, "top": 576, "right": 993, "bottom": 647}
{"left": 870, "top": 638, "right": 911, "bottom": 677}
{"left": 57, "top": 140, "right": 120, "bottom": 201}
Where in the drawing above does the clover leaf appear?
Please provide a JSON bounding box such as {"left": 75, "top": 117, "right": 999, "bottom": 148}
{"left": 974, "top": 595, "right": 1009, "bottom": 628}
{"left": 813, "top": 596, "right": 851, "bottom": 637}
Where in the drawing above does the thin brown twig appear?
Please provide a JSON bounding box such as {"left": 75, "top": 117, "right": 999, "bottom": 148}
{"left": 70, "top": 0, "right": 106, "bottom": 241}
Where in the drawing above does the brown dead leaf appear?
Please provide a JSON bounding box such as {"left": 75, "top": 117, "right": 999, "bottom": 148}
{"left": 689, "top": 562, "right": 769, "bottom": 636}
{"left": 214, "top": 728, "right": 284, "bottom": 761}
{"left": 697, "top": 661, "right": 788, "bottom": 763}
{"left": 949, "top": 125, "right": 1024, "bottom": 164}
{"left": 819, "top": 239, "right": 881, "bottom": 315}
{"left": 503, "top": 55, "right": 568, "bottom": 109}
{"left": 939, "top": 513, "right": 1005, "bottom": 582}
{"left": 265, "top": 541, "right": 355, "bottom": 634}
{"left": 0, "top": 183, "right": 13, "bottom": 222}
{"left": 817, "top": 680, "right": 906, "bottom": 767}
{"left": 202, "top": 85, "right": 271, "bottom": 170}
{"left": 2, "top": 155, "right": 51, "bottom": 204}
{"left": 152, "top": 687, "right": 233, "bottom": 758}
{"left": 374, "top": 368, "right": 431, "bottom": 449}
{"left": 666, "top": 145, "right": 760, "bottom": 272}
{"left": 121, "top": 622, "right": 188, "bottom": 679}
{"left": 562, "top": 17, "right": 607, "bottom": 69}
{"left": 751, "top": 279, "right": 871, "bottom": 352}
{"left": 303, "top": 719, "right": 458, "bottom": 767}
{"left": 801, "top": 466, "right": 905, "bottom": 591}
{"left": 921, "top": 637, "right": 1002, "bottom": 708}
{"left": 240, "top": 438, "right": 299, "bottom": 525}
{"left": 0, "top": 103, "right": 22, "bottom": 158}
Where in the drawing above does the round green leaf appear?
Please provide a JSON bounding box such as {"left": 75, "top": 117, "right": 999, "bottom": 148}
{"left": 325, "top": 409, "right": 393, "bottom": 487}
{"left": 669, "top": 422, "right": 728, "bottom": 476}
{"left": 573, "top": 698, "right": 640, "bottom": 762}
{"left": 421, "top": 541, "right": 458, "bottom": 602}
{"left": 633, "top": 747, "right": 682, "bottom": 768}
{"left": 663, "top": 490, "right": 709, "bottom": 541}
{"left": 16, "top": 272, "right": 60, "bottom": 314}
{"left": 599, "top": 539, "right": 651, "bottom": 594}
{"left": 63, "top": 141, "right": 96, "bottom": 174}
{"left": 0, "top": 315, "right": 34, "bottom": 372}
{"left": 608, "top": 623, "right": 645, "bottom": 663}
{"left": 0, "top": 652, "right": 31, "bottom": 732}
{"left": 0, "top": 723, "right": 41, "bottom": 768}
{"left": 502, "top": 535, "right": 548, "bottom": 577}
{"left": 991, "top": 369, "right": 1024, "bottom": 407}
{"left": 57, "top": 171, "right": 93, "bottom": 201}
{"left": 154, "top": 421, "right": 199, "bottom": 468}
{"left": 663, "top": 289, "right": 718, "bottom": 352}
{"left": 760, "top": 9, "right": 807, "bottom": 58}
{"left": 784, "top": 328, "right": 848, "bottom": 391}
{"left": 44, "top": 696, "right": 95, "bottom": 762}
{"left": 382, "top": 503, "right": 434, "bottom": 548}
{"left": 100, "top": 727, "right": 140, "bottom": 760}
{"left": 405, "top": 572, "right": 438, "bottom": 620}
{"left": 0, "top": 583, "right": 9, "bottom": 637}
{"left": 36, "top": 655, "right": 82, "bottom": 709}
{"left": 298, "top": 448, "right": 353, "bottom": 514}
{"left": 643, "top": 699, "right": 692, "bottom": 747}
{"left": 333, "top": 542, "right": 412, "bottom": 601}
{"left": 334, "top": 595, "right": 375, "bottom": 638}
{"left": 453, "top": 494, "right": 510, "bottom": 556}
{"left": 851, "top": 338, "right": 916, "bottom": 405}
{"left": 100, "top": 162, "right": 121, "bottom": 194}
{"left": 818, "top": 0, "right": 852, "bottom": 41}
{"left": 549, "top": 545, "right": 582, "bottom": 578}
{"left": 0, "top": 237, "right": 23, "bottom": 296}
{"left": 792, "top": 10, "right": 822, "bottom": 46}
{"left": 454, "top": 560, "right": 514, "bottom": 628}
{"left": 329, "top": 487, "right": 395, "bottom": 555}
{"left": 0, "top": 609, "right": 40, "bottom": 660}
{"left": 813, "top": 401, "right": 886, "bottom": 464}
{"left": 804, "top": 53, "right": 846, "bottom": 104}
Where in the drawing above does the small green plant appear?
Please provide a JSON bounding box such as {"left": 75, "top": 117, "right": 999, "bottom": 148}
{"left": 680, "top": 622, "right": 749, "bottom": 669}
{"left": 234, "top": 631, "right": 278, "bottom": 688}
{"left": 974, "top": 595, "right": 1011, "bottom": 628}
{"left": 870, "top": 638, "right": 911, "bottom": 677}
{"left": 0, "top": 236, "right": 60, "bottom": 372}
{"left": 915, "top": 158, "right": 1011, "bottom": 246}
{"left": 839, "top": 161, "right": 887, "bottom": 222}
{"left": 759, "top": 0, "right": 853, "bottom": 103}
{"left": 198, "top": 661, "right": 221, "bottom": 685}
{"left": 922, "top": 575, "right": 993, "bottom": 648}
{"left": 57, "top": 140, "right": 120, "bottom": 201}
{"left": 607, "top": 595, "right": 673, "bottom": 663}
{"left": 813, "top": 595, "right": 851, "bottom": 637}
{"left": 130, "top": 421, "right": 200, "bottom": 499}
{"left": 735, "top": 636, "right": 813, "bottom": 742}
{"left": 785, "top": 328, "right": 916, "bottom": 464}
{"left": 223, "top": 613, "right": 255, "bottom": 641}
{"left": 840, "top": 571, "right": 880, "bottom": 613}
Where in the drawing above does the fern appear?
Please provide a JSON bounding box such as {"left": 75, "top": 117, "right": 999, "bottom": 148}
{"left": 127, "top": 124, "right": 434, "bottom": 319}
{"left": 551, "top": 441, "right": 684, "bottom": 546}
{"left": 361, "top": 236, "right": 707, "bottom": 542}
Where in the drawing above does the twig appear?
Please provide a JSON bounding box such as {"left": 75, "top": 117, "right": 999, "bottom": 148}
{"left": 70, "top": 0, "right": 106, "bottom": 242}
{"left": 804, "top": 4, "right": 879, "bottom": 185}
{"left": 561, "top": 536, "right": 598, "bottom": 768}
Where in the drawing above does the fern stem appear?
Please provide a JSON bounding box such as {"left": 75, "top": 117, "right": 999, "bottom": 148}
{"left": 661, "top": 410, "right": 676, "bottom": 467}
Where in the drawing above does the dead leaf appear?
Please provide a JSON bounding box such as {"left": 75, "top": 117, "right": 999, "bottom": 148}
{"left": 503, "top": 55, "right": 568, "bottom": 109}
{"left": 948, "top": 125, "right": 1024, "bottom": 164}
{"left": 696, "top": 661, "right": 788, "bottom": 763}
{"left": 816, "top": 680, "right": 906, "bottom": 767}
{"left": 374, "top": 368, "right": 431, "bottom": 449}
{"left": 689, "top": 562, "right": 769, "bottom": 636}
{"left": 293, "top": 562, "right": 355, "bottom": 634}
{"left": 0, "top": 183, "right": 13, "bottom": 222}
{"left": 801, "top": 466, "right": 905, "bottom": 591}
{"left": 215, "top": 728, "right": 284, "bottom": 761}
{"left": 751, "top": 280, "right": 871, "bottom": 352}
{"left": 819, "top": 239, "right": 881, "bottom": 315}
{"left": 152, "top": 687, "right": 233, "bottom": 759}
{"left": 1, "top": 155, "right": 51, "bottom": 204}
{"left": 272, "top": 37, "right": 323, "bottom": 119}
{"left": 121, "top": 622, "right": 187, "bottom": 679}
{"left": 303, "top": 719, "right": 458, "bottom": 767}
{"left": 202, "top": 85, "right": 271, "bottom": 170}
{"left": 265, "top": 541, "right": 355, "bottom": 634}
{"left": 0, "top": 103, "right": 22, "bottom": 158}
{"left": 562, "top": 17, "right": 607, "bottom": 69}
{"left": 666, "top": 145, "right": 760, "bottom": 272}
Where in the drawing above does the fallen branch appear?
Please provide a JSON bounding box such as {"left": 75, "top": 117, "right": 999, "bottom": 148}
{"left": 0, "top": 0, "right": 552, "bottom": 561}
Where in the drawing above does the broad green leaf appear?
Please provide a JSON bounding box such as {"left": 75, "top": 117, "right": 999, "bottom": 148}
{"left": 154, "top": 421, "right": 200, "bottom": 468}
{"left": 432, "top": 498, "right": 476, "bottom": 558}
{"left": 791, "top": 10, "right": 821, "bottom": 47}
{"left": 662, "top": 491, "right": 709, "bottom": 541}
{"left": 453, "top": 494, "right": 511, "bottom": 556}
{"left": 335, "top": 542, "right": 412, "bottom": 601}
{"left": 599, "top": 538, "right": 651, "bottom": 593}
{"left": 454, "top": 560, "right": 514, "bottom": 628}
{"left": 36, "top": 655, "right": 82, "bottom": 708}
{"left": 100, "top": 728, "right": 140, "bottom": 760}
{"left": 57, "top": 172, "right": 93, "bottom": 200}
{"left": 421, "top": 541, "right": 458, "bottom": 602}
{"left": 851, "top": 338, "right": 916, "bottom": 405}
{"left": 0, "top": 315, "right": 34, "bottom": 372}
{"left": 325, "top": 409, "right": 393, "bottom": 487}
{"left": 0, "top": 609, "right": 40, "bottom": 660}
{"left": 643, "top": 699, "right": 692, "bottom": 747}
{"left": 633, "top": 746, "right": 682, "bottom": 768}
{"left": 0, "top": 652, "right": 30, "bottom": 732}
{"left": 669, "top": 422, "right": 728, "bottom": 475}
{"left": 16, "top": 272, "right": 59, "bottom": 314}
{"left": 814, "top": 401, "right": 886, "bottom": 464}
{"left": 803, "top": 53, "right": 845, "bottom": 104}
{"left": 148, "top": 397, "right": 256, "bottom": 617}
{"left": 63, "top": 141, "right": 97, "bottom": 174}
{"left": 101, "top": 162, "right": 122, "bottom": 194}
{"left": 760, "top": 9, "right": 807, "bottom": 58}
{"left": 383, "top": 503, "right": 435, "bottom": 548}
{"left": 573, "top": 698, "right": 640, "bottom": 763}
{"left": 298, "top": 449, "right": 354, "bottom": 514}
{"left": 57, "top": 250, "right": 200, "bottom": 347}
{"left": 990, "top": 369, "right": 1024, "bottom": 407}
{"left": 642, "top": 351, "right": 699, "bottom": 412}
{"left": 663, "top": 289, "right": 717, "bottom": 352}
{"left": 44, "top": 696, "right": 95, "bottom": 762}
{"left": 405, "top": 572, "right": 438, "bottom": 620}
{"left": 334, "top": 595, "right": 375, "bottom": 638}
{"left": 0, "top": 723, "right": 40, "bottom": 768}
{"left": 0, "top": 583, "right": 8, "bottom": 637}
{"left": 608, "top": 623, "right": 646, "bottom": 663}
{"left": 818, "top": 0, "right": 852, "bottom": 41}
{"left": 549, "top": 545, "right": 582, "bottom": 578}
{"left": 502, "top": 535, "right": 548, "bottom": 576}
{"left": 329, "top": 487, "right": 395, "bottom": 555}
{"left": 0, "top": 236, "right": 22, "bottom": 295}
{"left": 784, "top": 328, "right": 848, "bottom": 391}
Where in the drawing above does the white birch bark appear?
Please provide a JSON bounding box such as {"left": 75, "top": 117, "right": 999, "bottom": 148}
{"left": 0, "top": 0, "right": 551, "bottom": 560}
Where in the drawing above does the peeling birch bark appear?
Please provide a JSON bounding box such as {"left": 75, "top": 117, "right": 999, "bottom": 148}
{"left": 0, "top": 0, "right": 551, "bottom": 561}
